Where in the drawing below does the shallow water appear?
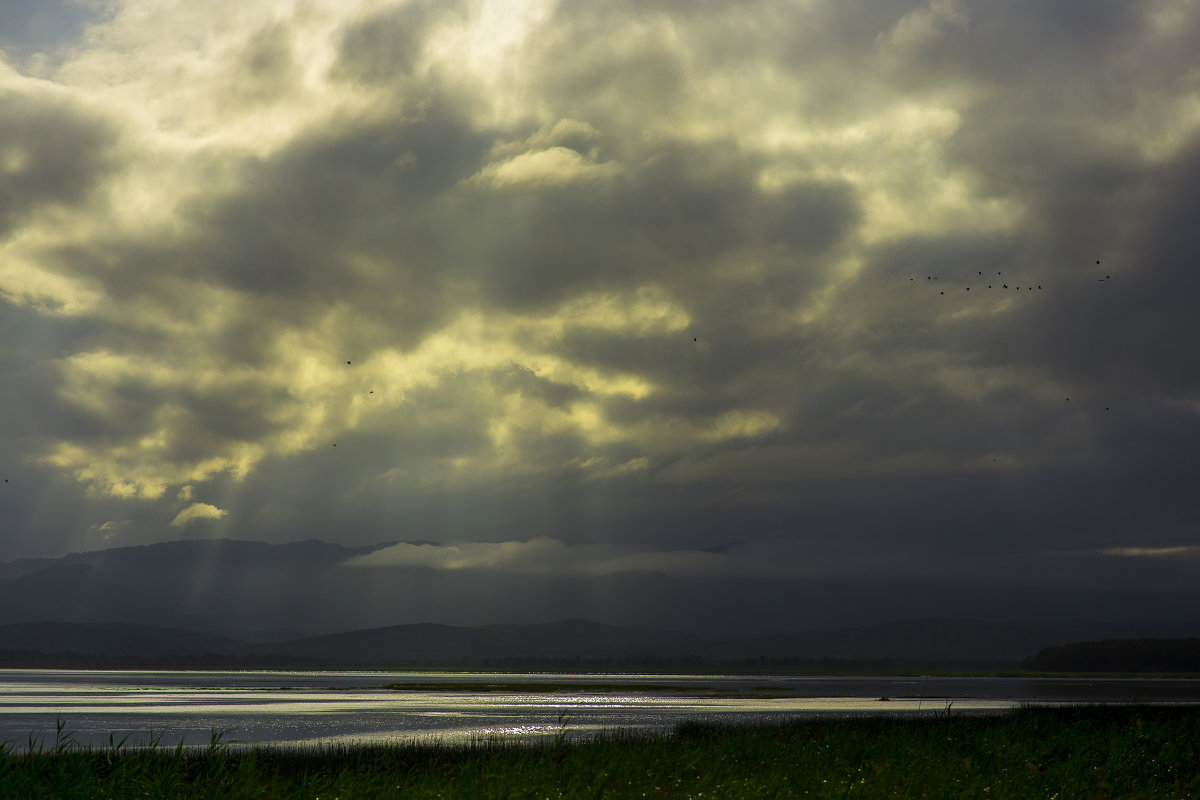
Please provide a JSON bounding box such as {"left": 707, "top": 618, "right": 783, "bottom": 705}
{"left": 3, "top": 669, "right": 1198, "bottom": 752}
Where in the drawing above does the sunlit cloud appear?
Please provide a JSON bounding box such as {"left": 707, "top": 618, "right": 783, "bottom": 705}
{"left": 464, "top": 146, "right": 622, "bottom": 190}
{"left": 87, "top": 519, "right": 133, "bottom": 542}
{"left": 343, "top": 536, "right": 725, "bottom": 577}
{"left": 169, "top": 502, "right": 228, "bottom": 528}
{"left": 1101, "top": 546, "right": 1200, "bottom": 559}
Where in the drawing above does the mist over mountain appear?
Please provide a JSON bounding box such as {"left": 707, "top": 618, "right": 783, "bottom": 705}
{"left": 3, "top": 538, "right": 1199, "bottom": 642}
{"left": 0, "top": 539, "right": 398, "bottom": 639}
{"left": 3, "top": 538, "right": 1199, "bottom": 666}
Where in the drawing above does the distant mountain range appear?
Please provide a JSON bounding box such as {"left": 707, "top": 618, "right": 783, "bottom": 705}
{"left": 4, "top": 616, "right": 1200, "bottom": 670}
{"left": 3, "top": 538, "right": 1200, "bottom": 667}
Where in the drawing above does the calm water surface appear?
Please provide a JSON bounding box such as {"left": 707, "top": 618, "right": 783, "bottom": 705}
{"left": 3, "top": 669, "right": 1198, "bottom": 751}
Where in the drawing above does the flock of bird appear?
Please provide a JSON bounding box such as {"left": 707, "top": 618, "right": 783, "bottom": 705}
{"left": 912, "top": 260, "right": 1110, "bottom": 296}
{"left": 330, "top": 360, "right": 378, "bottom": 448}
{"left": 913, "top": 258, "right": 1116, "bottom": 417}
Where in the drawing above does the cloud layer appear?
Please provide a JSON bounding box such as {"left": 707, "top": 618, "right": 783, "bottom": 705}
{"left": 344, "top": 536, "right": 724, "bottom": 576}
{"left": 2, "top": 0, "right": 1199, "bottom": 623}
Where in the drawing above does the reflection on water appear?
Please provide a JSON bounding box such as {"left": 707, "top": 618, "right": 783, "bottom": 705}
{"left": 2, "top": 669, "right": 1198, "bottom": 752}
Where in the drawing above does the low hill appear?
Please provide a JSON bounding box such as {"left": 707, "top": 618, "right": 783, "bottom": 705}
{"left": 6, "top": 618, "right": 1200, "bottom": 670}
{"left": 1025, "top": 638, "right": 1200, "bottom": 672}
{"left": 708, "top": 618, "right": 1200, "bottom": 663}
{"left": 0, "top": 619, "right": 703, "bottom": 668}
{"left": 259, "top": 619, "right": 703, "bottom": 663}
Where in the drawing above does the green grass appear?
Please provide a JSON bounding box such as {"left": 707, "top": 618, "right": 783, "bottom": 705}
{"left": 3, "top": 705, "right": 1198, "bottom": 799}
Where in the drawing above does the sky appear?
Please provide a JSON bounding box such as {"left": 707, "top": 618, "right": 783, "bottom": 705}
{"left": 2, "top": 0, "right": 1200, "bottom": 627}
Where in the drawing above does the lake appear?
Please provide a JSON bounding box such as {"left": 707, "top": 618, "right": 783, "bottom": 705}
{"left": 3, "top": 669, "right": 1199, "bottom": 752}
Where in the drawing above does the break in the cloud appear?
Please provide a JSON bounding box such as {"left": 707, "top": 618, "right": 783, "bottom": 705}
{"left": 344, "top": 536, "right": 724, "bottom": 577}
{"left": 1, "top": 0, "right": 1199, "bottom": 625}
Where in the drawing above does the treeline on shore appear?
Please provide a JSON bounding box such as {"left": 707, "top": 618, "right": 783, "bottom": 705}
{"left": 1025, "top": 637, "right": 1200, "bottom": 672}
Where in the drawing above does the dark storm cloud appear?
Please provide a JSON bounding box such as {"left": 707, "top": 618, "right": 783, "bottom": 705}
{"left": 752, "top": 181, "right": 861, "bottom": 252}
{"left": 330, "top": 0, "right": 469, "bottom": 84}
{"left": 455, "top": 141, "right": 810, "bottom": 310}
{"left": 536, "top": 0, "right": 910, "bottom": 123}
{"left": 494, "top": 362, "right": 584, "bottom": 410}
{"left": 218, "top": 22, "right": 298, "bottom": 113}
{"left": 525, "top": 0, "right": 692, "bottom": 130}
{"left": 963, "top": 0, "right": 1148, "bottom": 79}
{"left": 988, "top": 140, "right": 1200, "bottom": 399}
{"left": 193, "top": 105, "right": 486, "bottom": 293}
{"left": 0, "top": 89, "right": 117, "bottom": 237}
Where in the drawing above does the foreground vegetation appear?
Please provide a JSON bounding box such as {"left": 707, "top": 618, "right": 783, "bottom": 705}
{"left": 3, "top": 705, "right": 1198, "bottom": 799}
